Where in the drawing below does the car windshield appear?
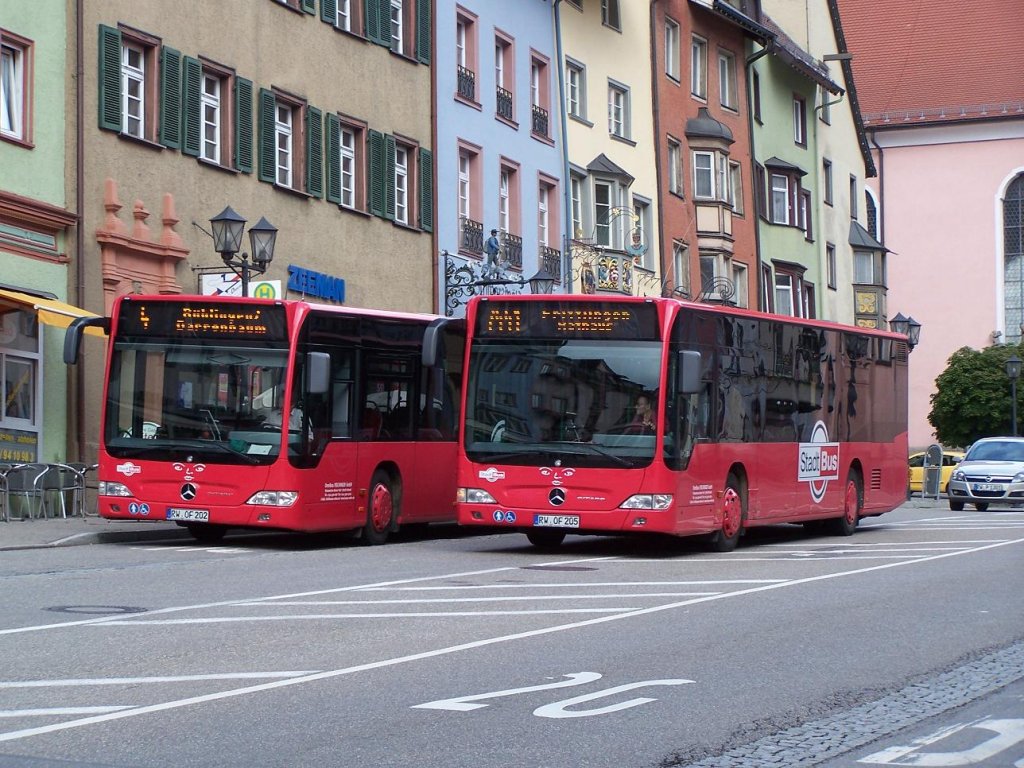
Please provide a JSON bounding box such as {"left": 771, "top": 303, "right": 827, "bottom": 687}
{"left": 965, "top": 440, "right": 1024, "bottom": 462}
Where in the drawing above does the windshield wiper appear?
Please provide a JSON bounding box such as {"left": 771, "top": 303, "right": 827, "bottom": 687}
{"left": 109, "top": 438, "right": 264, "bottom": 465}
{"left": 548, "top": 441, "right": 634, "bottom": 467}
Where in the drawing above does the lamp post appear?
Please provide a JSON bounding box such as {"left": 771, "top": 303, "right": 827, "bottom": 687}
{"left": 889, "top": 312, "right": 922, "bottom": 352}
{"left": 1006, "top": 354, "right": 1022, "bottom": 436}
{"left": 209, "top": 207, "right": 278, "bottom": 297}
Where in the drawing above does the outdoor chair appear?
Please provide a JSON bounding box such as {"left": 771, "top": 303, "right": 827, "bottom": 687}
{"left": 42, "top": 463, "right": 87, "bottom": 519}
{"left": 65, "top": 462, "right": 99, "bottom": 517}
{"left": 4, "top": 463, "right": 50, "bottom": 521}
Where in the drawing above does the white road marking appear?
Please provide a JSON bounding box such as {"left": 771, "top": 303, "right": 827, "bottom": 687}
{"left": 100, "top": 608, "right": 637, "bottom": 625}
{"left": 234, "top": 593, "right": 720, "bottom": 606}
{"left": 0, "top": 707, "right": 133, "bottom": 717}
{"left": 1, "top": 536, "right": 1021, "bottom": 744}
{"left": 353, "top": 580, "right": 785, "bottom": 591}
{"left": 0, "top": 672, "right": 320, "bottom": 689}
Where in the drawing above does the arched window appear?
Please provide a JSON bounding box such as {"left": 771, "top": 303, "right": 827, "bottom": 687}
{"left": 1004, "top": 174, "right": 1024, "bottom": 343}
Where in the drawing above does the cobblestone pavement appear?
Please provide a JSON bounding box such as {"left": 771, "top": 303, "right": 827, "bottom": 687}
{"left": 661, "top": 641, "right": 1024, "bottom": 768}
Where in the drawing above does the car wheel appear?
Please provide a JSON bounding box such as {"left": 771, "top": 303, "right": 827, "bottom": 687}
{"left": 949, "top": 500, "right": 964, "bottom": 511}
{"left": 974, "top": 502, "right": 989, "bottom": 511}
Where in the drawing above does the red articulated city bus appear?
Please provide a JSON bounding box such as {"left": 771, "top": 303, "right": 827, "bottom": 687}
{"left": 64, "top": 294, "right": 464, "bottom": 543}
{"left": 455, "top": 294, "right": 909, "bottom": 551}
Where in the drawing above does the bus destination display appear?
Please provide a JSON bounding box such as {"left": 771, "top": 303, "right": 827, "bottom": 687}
{"left": 117, "top": 301, "right": 288, "bottom": 341}
{"left": 477, "top": 300, "right": 660, "bottom": 340}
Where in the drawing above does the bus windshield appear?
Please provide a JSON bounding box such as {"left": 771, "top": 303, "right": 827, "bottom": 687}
{"left": 464, "top": 339, "right": 663, "bottom": 468}
{"left": 104, "top": 338, "right": 296, "bottom": 465}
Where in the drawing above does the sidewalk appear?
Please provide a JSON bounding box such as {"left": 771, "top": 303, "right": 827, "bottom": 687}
{"left": 0, "top": 515, "right": 189, "bottom": 552}
{"left": 0, "top": 495, "right": 951, "bottom": 552}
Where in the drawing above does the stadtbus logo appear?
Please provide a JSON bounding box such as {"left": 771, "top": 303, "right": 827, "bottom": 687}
{"left": 798, "top": 420, "right": 839, "bottom": 504}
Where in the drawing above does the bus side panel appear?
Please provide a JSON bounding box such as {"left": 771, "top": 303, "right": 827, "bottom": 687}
{"left": 278, "top": 441, "right": 362, "bottom": 532}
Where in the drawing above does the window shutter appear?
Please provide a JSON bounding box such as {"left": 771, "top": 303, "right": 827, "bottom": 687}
{"left": 306, "top": 105, "right": 324, "bottom": 198}
{"left": 258, "top": 88, "right": 276, "bottom": 183}
{"left": 325, "top": 113, "right": 342, "bottom": 204}
{"left": 180, "top": 56, "right": 202, "bottom": 157}
{"left": 415, "top": 0, "right": 431, "bottom": 64}
{"left": 159, "top": 47, "right": 182, "bottom": 149}
{"left": 97, "top": 25, "right": 122, "bottom": 132}
{"left": 321, "top": 0, "right": 338, "bottom": 24}
{"left": 384, "top": 134, "right": 396, "bottom": 221}
{"left": 234, "top": 77, "right": 254, "bottom": 173}
{"left": 301, "top": 0, "right": 316, "bottom": 13}
{"left": 365, "top": 0, "right": 387, "bottom": 46}
{"left": 418, "top": 148, "right": 433, "bottom": 232}
{"left": 368, "top": 129, "right": 385, "bottom": 217}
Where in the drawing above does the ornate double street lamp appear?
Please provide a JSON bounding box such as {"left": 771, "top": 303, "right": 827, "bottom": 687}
{"left": 1006, "top": 354, "right": 1022, "bottom": 437}
{"left": 209, "top": 206, "right": 278, "bottom": 297}
{"left": 889, "top": 312, "right": 922, "bottom": 351}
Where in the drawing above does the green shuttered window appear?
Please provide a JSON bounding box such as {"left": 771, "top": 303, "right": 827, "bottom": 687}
{"left": 159, "top": 47, "right": 181, "bottom": 148}
{"left": 97, "top": 25, "right": 122, "bottom": 132}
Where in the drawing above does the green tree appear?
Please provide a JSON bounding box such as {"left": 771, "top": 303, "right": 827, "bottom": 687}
{"left": 929, "top": 343, "right": 1024, "bottom": 447}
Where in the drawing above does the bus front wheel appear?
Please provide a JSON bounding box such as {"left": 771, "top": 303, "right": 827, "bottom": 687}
{"left": 708, "top": 475, "right": 743, "bottom": 552}
{"left": 526, "top": 529, "right": 566, "bottom": 550}
{"left": 185, "top": 523, "right": 227, "bottom": 543}
{"left": 361, "top": 470, "right": 396, "bottom": 546}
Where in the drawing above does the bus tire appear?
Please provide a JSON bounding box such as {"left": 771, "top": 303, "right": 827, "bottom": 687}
{"left": 829, "top": 470, "right": 861, "bottom": 536}
{"left": 186, "top": 523, "right": 227, "bottom": 543}
{"left": 526, "top": 529, "right": 566, "bottom": 549}
{"left": 361, "top": 470, "right": 395, "bottom": 546}
{"left": 708, "top": 474, "right": 743, "bottom": 552}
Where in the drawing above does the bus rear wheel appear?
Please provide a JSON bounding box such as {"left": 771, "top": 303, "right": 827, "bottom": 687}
{"left": 708, "top": 475, "right": 743, "bottom": 552}
{"left": 526, "top": 529, "right": 566, "bottom": 550}
{"left": 829, "top": 471, "right": 861, "bottom": 536}
{"left": 361, "top": 470, "right": 395, "bottom": 546}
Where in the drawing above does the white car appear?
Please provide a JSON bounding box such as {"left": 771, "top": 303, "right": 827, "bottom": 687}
{"left": 946, "top": 436, "right": 1024, "bottom": 511}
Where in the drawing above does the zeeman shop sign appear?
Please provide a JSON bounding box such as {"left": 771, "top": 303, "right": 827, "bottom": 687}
{"left": 288, "top": 265, "right": 345, "bottom": 303}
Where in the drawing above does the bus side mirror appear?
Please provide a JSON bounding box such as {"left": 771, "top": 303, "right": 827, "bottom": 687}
{"left": 422, "top": 317, "right": 465, "bottom": 367}
{"left": 306, "top": 352, "right": 330, "bottom": 395}
{"left": 63, "top": 316, "right": 109, "bottom": 364}
{"left": 677, "top": 350, "right": 702, "bottom": 395}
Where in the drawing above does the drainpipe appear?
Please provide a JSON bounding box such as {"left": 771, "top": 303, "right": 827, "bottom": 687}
{"left": 553, "top": 0, "right": 573, "bottom": 293}
{"left": 74, "top": 0, "right": 86, "bottom": 461}
{"left": 649, "top": 0, "right": 664, "bottom": 295}
{"left": 429, "top": 0, "right": 438, "bottom": 312}
{"left": 744, "top": 42, "right": 772, "bottom": 311}
{"left": 869, "top": 129, "right": 884, "bottom": 243}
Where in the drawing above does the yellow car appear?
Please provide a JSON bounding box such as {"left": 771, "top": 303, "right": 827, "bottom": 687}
{"left": 908, "top": 450, "right": 965, "bottom": 494}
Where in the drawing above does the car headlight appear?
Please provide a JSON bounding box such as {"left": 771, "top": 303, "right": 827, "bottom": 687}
{"left": 952, "top": 470, "right": 965, "bottom": 482}
{"left": 1013, "top": 471, "right": 1024, "bottom": 483}
{"left": 621, "top": 494, "right": 673, "bottom": 510}
{"left": 246, "top": 491, "right": 298, "bottom": 507}
{"left": 457, "top": 488, "right": 497, "bottom": 504}
{"left": 98, "top": 481, "right": 132, "bottom": 497}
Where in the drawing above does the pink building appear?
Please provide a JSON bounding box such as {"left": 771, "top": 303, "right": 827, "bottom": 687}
{"left": 838, "top": 0, "right": 1024, "bottom": 449}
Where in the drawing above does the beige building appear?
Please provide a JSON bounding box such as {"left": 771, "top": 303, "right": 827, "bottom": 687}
{"left": 72, "top": 0, "right": 435, "bottom": 458}
{"left": 559, "top": 1, "right": 662, "bottom": 297}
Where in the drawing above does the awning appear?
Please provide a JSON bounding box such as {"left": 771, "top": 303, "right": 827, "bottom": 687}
{"left": 0, "top": 288, "right": 106, "bottom": 338}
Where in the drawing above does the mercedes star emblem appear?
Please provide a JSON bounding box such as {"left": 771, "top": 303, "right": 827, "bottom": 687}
{"left": 548, "top": 488, "right": 566, "bottom": 506}
{"left": 180, "top": 483, "right": 197, "bottom": 501}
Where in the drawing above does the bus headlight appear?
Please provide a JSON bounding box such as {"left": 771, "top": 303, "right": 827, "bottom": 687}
{"left": 246, "top": 491, "right": 299, "bottom": 507}
{"left": 457, "top": 488, "right": 497, "bottom": 504}
{"left": 620, "top": 494, "right": 673, "bottom": 510}
{"left": 98, "top": 481, "right": 132, "bottom": 497}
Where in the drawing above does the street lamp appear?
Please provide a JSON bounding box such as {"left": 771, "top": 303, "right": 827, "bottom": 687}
{"left": 889, "top": 312, "right": 922, "bottom": 352}
{"left": 1006, "top": 354, "right": 1022, "bottom": 436}
{"left": 527, "top": 267, "right": 556, "bottom": 295}
{"left": 209, "top": 206, "right": 278, "bottom": 297}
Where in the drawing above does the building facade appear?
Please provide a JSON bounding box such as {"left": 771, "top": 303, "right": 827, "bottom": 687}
{"left": 0, "top": 1, "right": 78, "bottom": 463}
{"left": 436, "top": 0, "right": 565, "bottom": 317}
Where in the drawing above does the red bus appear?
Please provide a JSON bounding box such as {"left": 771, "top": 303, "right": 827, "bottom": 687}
{"left": 455, "top": 295, "right": 908, "bottom": 551}
{"left": 65, "top": 295, "right": 464, "bottom": 543}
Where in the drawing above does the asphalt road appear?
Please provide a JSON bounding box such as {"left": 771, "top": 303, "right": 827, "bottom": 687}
{"left": 1, "top": 500, "right": 1022, "bottom": 768}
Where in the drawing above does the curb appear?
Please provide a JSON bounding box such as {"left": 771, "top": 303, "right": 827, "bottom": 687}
{"left": 0, "top": 525, "right": 191, "bottom": 552}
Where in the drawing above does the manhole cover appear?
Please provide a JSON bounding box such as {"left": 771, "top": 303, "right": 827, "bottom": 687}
{"left": 46, "top": 605, "right": 148, "bottom": 615}
{"left": 521, "top": 565, "right": 597, "bottom": 571}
